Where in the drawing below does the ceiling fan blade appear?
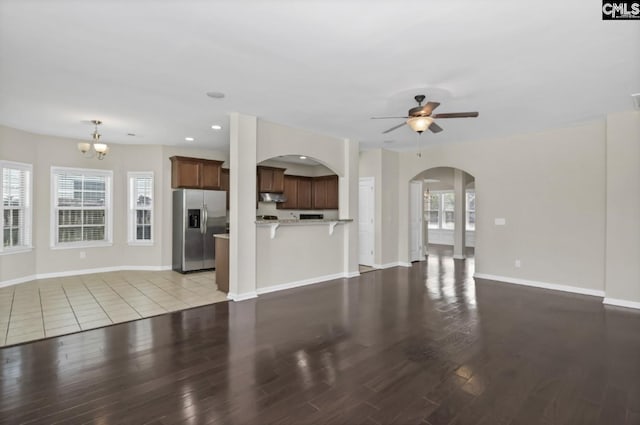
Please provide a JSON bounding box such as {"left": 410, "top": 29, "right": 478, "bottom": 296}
{"left": 429, "top": 122, "right": 444, "bottom": 133}
{"left": 421, "top": 101, "right": 441, "bottom": 115}
{"left": 432, "top": 112, "right": 479, "bottom": 119}
{"left": 371, "top": 116, "right": 409, "bottom": 119}
{"left": 382, "top": 122, "right": 407, "bottom": 134}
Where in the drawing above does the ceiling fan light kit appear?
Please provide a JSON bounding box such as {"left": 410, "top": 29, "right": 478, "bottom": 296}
{"left": 373, "top": 93, "right": 479, "bottom": 136}
{"left": 407, "top": 116, "right": 433, "bottom": 133}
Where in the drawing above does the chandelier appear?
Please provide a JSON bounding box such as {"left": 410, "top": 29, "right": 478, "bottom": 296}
{"left": 78, "top": 120, "right": 108, "bottom": 160}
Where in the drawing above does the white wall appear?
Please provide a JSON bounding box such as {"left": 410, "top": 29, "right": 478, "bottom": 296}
{"left": 256, "top": 224, "right": 345, "bottom": 291}
{"left": 605, "top": 110, "right": 640, "bottom": 305}
{"left": 395, "top": 120, "right": 607, "bottom": 293}
{"left": 359, "top": 149, "right": 403, "bottom": 268}
{"left": 0, "top": 125, "right": 227, "bottom": 285}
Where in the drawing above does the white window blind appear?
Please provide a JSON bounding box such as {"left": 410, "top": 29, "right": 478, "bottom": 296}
{"left": 1, "top": 161, "right": 32, "bottom": 254}
{"left": 128, "top": 172, "right": 153, "bottom": 245}
{"left": 51, "top": 167, "right": 112, "bottom": 248}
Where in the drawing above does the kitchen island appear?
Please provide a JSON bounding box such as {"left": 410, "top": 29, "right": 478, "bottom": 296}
{"left": 256, "top": 218, "right": 353, "bottom": 294}
{"left": 213, "top": 234, "right": 229, "bottom": 293}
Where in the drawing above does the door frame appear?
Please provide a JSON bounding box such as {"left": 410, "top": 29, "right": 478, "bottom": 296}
{"left": 358, "top": 177, "right": 375, "bottom": 266}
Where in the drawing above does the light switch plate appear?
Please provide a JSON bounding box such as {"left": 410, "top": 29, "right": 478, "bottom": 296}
{"left": 495, "top": 218, "right": 506, "bottom": 226}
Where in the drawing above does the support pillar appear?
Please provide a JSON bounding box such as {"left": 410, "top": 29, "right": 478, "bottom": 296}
{"left": 453, "top": 169, "right": 467, "bottom": 260}
{"left": 228, "top": 113, "right": 258, "bottom": 300}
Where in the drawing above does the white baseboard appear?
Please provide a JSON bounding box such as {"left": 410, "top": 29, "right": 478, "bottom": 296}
{"left": 603, "top": 297, "right": 640, "bottom": 310}
{"left": 345, "top": 271, "right": 360, "bottom": 278}
{"left": 0, "top": 265, "right": 173, "bottom": 288}
{"left": 256, "top": 272, "right": 349, "bottom": 296}
{"left": 227, "top": 292, "right": 258, "bottom": 302}
{"left": 473, "top": 273, "right": 606, "bottom": 298}
{"left": 373, "top": 261, "right": 412, "bottom": 269}
{"left": 0, "top": 274, "right": 38, "bottom": 288}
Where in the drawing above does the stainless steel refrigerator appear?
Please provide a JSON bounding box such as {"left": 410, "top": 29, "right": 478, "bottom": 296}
{"left": 172, "top": 189, "right": 227, "bottom": 273}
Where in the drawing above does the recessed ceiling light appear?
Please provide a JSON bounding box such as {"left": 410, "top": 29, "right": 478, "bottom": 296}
{"left": 185, "top": 137, "right": 194, "bottom": 142}
{"left": 211, "top": 125, "right": 223, "bottom": 130}
{"left": 299, "top": 156, "right": 307, "bottom": 160}
{"left": 206, "top": 91, "right": 225, "bottom": 99}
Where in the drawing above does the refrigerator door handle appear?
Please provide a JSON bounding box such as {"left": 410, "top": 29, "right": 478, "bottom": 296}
{"left": 202, "top": 205, "right": 208, "bottom": 235}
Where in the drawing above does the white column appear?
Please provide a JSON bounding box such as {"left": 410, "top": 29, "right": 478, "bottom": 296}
{"left": 342, "top": 138, "right": 360, "bottom": 277}
{"left": 228, "top": 113, "right": 258, "bottom": 300}
{"left": 453, "top": 169, "right": 467, "bottom": 260}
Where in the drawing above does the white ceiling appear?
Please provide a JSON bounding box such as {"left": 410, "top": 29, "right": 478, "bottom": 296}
{"left": 1, "top": 0, "right": 638, "bottom": 152}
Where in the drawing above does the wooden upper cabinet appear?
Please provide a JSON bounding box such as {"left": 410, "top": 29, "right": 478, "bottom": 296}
{"left": 170, "top": 156, "right": 224, "bottom": 189}
{"left": 312, "top": 177, "right": 328, "bottom": 209}
{"left": 276, "top": 174, "right": 337, "bottom": 210}
{"left": 220, "top": 168, "right": 230, "bottom": 209}
{"left": 297, "top": 177, "right": 313, "bottom": 209}
{"left": 311, "top": 175, "right": 339, "bottom": 210}
{"left": 277, "top": 175, "right": 299, "bottom": 210}
{"left": 324, "top": 175, "right": 339, "bottom": 209}
{"left": 257, "top": 166, "right": 286, "bottom": 193}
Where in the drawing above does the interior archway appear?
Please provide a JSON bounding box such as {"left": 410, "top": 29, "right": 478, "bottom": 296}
{"left": 409, "top": 166, "right": 476, "bottom": 261}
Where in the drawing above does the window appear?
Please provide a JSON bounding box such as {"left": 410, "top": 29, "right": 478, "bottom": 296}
{"left": 51, "top": 167, "right": 112, "bottom": 248}
{"left": 1, "top": 161, "right": 32, "bottom": 254}
{"left": 128, "top": 172, "right": 153, "bottom": 245}
{"left": 442, "top": 192, "right": 455, "bottom": 230}
{"left": 426, "top": 192, "right": 440, "bottom": 230}
{"left": 425, "top": 190, "right": 476, "bottom": 231}
{"left": 466, "top": 191, "right": 476, "bottom": 231}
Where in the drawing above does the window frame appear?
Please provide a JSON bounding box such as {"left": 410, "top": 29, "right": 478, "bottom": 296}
{"left": 0, "top": 160, "right": 33, "bottom": 255}
{"left": 424, "top": 189, "right": 476, "bottom": 232}
{"left": 50, "top": 166, "right": 113, "bottom": 249}
{"left": 466, "top": 190, "right": 476, "bottom": 231}
{"left": 127, "top": 171, "right": 154, "bottom": 246}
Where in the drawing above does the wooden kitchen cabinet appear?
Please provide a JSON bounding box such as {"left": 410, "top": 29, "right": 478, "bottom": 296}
{"left": 297, "top": 177, "right": 313, "bottom": 209}
{"left": 257, "top": 166, "right": 286, "bottom": 193}
{"left": 324, "top": 175, "right": 339, "bottom": 209}
{"left": 312, "top": 177, "right": 328, "bottom": 209}
{"left": 220, "top": 168, "right": 230, "bottom": 209}
{"left": 312, "top": 175, "right": 339, "bottom": 209}
{"left": 278, "top": 175, "right": 299, "bottom": 209}
{"left": 278, "top": 174, "right": 338, "bottom": 210}
{"left": 170, "top": 156, "right": 224, "bottom": 189}
{"left": 277, "top": 175, "right": 314, "bottom": 210}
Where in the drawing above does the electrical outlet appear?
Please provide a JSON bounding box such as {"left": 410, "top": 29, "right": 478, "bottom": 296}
{"left": 515, "top": 259, "right": 521, "bottom": 268}
{"left": 80, "top": 251, "right": 86, "bottom": 259}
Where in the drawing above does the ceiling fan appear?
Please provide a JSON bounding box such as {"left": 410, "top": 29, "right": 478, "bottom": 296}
{"left": 372, "top": 94, "right": 479, "bottom": 134}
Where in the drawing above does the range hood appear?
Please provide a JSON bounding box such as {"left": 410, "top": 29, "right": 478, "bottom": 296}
{"left": 260, "top": 193, "right": 288, "bottom": 203}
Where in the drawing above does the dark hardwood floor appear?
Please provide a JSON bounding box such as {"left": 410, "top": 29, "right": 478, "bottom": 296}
{"left": 2, "top": 246, "right": 640, "bottom": 424}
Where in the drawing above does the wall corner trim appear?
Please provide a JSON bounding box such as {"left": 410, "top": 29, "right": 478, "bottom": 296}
{"left": 374, "top": 261, "right": 412, "bottom": 269}
{"left": 603, "top": 297, "right": 640, "bottom": 310}
{"left": 227, "top": 292, "right": 258, "bottom": 302}
{"left": 473, "top": 273, "right": 605, "bottom": 298}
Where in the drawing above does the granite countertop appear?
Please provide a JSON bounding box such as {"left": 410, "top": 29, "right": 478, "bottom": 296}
{"left": 213, "top": 233, "right": 230, "bottom": 239}
{"left": 255, "top": 218, "right": 353, "bottom": 224}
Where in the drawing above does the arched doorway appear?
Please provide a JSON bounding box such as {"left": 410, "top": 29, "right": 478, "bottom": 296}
{"left": 409, "top": 166, "right": 476, "bottom": 261}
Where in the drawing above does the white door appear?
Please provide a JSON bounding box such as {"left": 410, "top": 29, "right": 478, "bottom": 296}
{"left": 409, "top": 180, "right": 423, "bottom": 262}
{"left": 359, "top": 177, "right": 375, "bottom": 266}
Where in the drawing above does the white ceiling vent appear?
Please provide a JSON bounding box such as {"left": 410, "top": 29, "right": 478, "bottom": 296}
{"left": 632, "top": 93, "right": 640, "bottom": 110}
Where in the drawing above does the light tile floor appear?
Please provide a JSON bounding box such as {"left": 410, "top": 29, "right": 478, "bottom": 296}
{"left": 0, "top": 270, "right": 227, "bottom": 347}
